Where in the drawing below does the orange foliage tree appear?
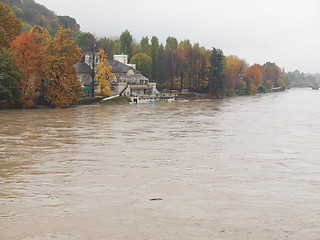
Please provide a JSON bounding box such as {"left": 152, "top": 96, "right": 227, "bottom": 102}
{"left": 42, "top": 26, "right": 82, "bottom": 108}
{"left": 10, "top": 32, "right": 43, "bottom": 107}
{"left": 243, "top": 64, "right": 263, "bottom": 93}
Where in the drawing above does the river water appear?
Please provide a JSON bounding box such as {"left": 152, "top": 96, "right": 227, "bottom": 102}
{"left": 1, "top": 88, "right": 320, "bottom": 240}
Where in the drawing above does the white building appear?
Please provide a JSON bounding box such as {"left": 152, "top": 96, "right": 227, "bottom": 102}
{"left": 109, "top": 55, "right": 158, "bottom": 97}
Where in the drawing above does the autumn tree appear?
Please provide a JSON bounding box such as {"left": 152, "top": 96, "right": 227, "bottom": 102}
{"left": 196, "top": 48, "right": 210, "bottom": 93}
{"left": 243, "top": 64, "right": 263, "bottom": 93}
{"left": 42, "top": 26, "right": 82, "bottom": 108}
{"left": 175, "top": 48, "right": 187, "bottom": 92}
{"left": 263, "top": 62, "right": 280, "bottom": 88}
{"left": 0, "top": 48, "right": 20, "bottom": 103}
{"left": 30, "top": 25, "right": 52, "bottom": 46}
{"left": 189, "top": 44, "right": 210, "bottom": 93}
{"left": 10, "top": 32, "right": 43, "bottom": 107}
{"left": 95, "top": 49, "right": 114, "bottom": 96}
{"left": 223, "top": 55, "right": 248, "bottom": 95}
{"left": 178, "top": 40, "right": 192, "bottom": 90}
{"left": 278, "top": 69, "right": 289, "bottom": 87}
{"left": 0, "top": 2, "right": 22, "bottom": 49}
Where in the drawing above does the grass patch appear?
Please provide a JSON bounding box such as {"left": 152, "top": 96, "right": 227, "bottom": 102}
{"left": 100, "top": 96, "right": 131, "bottom": 105}
{"left": 76, "top": 97, "right": 102, "bottom": 105}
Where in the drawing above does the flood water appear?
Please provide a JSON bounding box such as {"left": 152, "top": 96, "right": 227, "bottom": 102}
{"left": 1, "top": 88, "right": 320, "bottom": 240}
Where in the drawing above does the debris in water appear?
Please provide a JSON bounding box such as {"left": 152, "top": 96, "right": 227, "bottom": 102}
{"left": 149, "top": 198, "right": 163, "bottom": 201}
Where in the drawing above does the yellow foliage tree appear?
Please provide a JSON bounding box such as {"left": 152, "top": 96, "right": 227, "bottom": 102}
{"left": 223, "top": 55, "right": 248, "bottom": 93}
{"left": 96, "top": 49, "right": 114, "bottom": 96}
{"left": 0, "top": 2, "right": 22, "bottom": 49}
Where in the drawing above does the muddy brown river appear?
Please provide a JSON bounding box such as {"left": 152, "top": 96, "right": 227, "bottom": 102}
{"left": 1, "top": 88, "right": 320, "bottom": 239}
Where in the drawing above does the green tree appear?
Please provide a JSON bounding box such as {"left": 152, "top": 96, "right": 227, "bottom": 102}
{"left": 164, "top": 37, "right": 178, "bottom": 92}
{"left": 130, "top": 53, "right": 152, "bottom": 80}
{"left": 0, "top": 48, "right": 20, "bottom": 103}
{"left": 113, "top": 39, "right": 120, "bottom": 55}
{"left": 58, "top": 16, "right": 80, "bottom": 32}
{"left": 165, "top": 36, "right": 178, "bottom": 51}
{"left": 140, "top": 36, "right": 150, "bottom": 56}
{"left": 120, "top": 29, "right": 133, "bottom": 59}
{"left": 74, "top": 32, "right": 95, "bottom": 53}
{"left": 97, "top": 37, "right": 114, "bottom": 59}
{"left": 210, "top": 48, "right": 225, "bottom": 98}
{"left": 0, "top": 2, "right": 22, "bottom": 49}
{"left": 157, "top": 44, "right": 164, "bottom": 84}
{"left": 150, "top": 36, "right": 159, "bottom": 81}
{"left": 131, "top": 42, "right": 140, "bottom": 56}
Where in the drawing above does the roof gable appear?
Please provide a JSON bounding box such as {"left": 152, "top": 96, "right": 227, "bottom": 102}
{"left": 74, "top": 62, "right": 92, "bottom": 74}
{"left": 109, "top": 59, "right": 140, "bottom": 74}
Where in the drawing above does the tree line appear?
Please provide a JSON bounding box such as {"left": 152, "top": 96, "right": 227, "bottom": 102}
{"left": 1, "top": 1, "right": 290, "bottom": 108}
{"left": 75, "top": 29, "right": 289, "bottom": 97}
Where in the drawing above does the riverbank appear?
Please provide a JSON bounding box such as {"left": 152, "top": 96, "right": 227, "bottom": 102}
{"left": 0, "top": 88, "right": 288, "bottom": 109}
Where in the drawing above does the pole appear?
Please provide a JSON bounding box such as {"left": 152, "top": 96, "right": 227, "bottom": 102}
{"left": 91, "top": 40, "right": 96, "bottom": 97}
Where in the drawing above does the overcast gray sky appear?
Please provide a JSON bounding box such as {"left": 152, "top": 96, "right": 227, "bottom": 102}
{"left": 36, "top": 0, "right": 320, "bottom": 73}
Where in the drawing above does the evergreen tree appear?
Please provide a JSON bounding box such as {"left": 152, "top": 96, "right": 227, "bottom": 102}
{"left": 210, "top": 48, "right": 225, "bottom": 98}
{"left": 120, "top": 29, "right": 133, "bottom": 59}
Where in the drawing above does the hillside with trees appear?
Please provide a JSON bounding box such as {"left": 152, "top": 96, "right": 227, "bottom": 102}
{"left": 1, "top": 2, "right": 83, "bottom": 108}
{"left": 2, "top": 0, "right": 79, "bottom": 36}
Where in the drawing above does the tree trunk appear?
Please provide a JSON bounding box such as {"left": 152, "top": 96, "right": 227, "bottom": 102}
{"left": 180, "top": 72, "right": 183, "bottom": 93}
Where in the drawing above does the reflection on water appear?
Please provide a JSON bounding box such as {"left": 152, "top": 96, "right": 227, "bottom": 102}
{"left": 1, "top": 89, "right": 320, "bottom": 239}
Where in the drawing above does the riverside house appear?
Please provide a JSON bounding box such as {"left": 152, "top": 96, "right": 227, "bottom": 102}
{"left": 75, "top": 54, "right": 159, "bottom": 101}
